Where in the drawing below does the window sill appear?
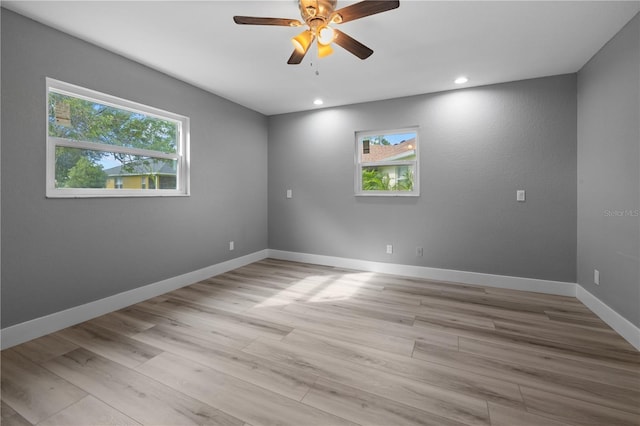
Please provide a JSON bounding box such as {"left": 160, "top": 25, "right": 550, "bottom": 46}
{"left": 355, "top": 192, "right": 420, "bottom": 197}
{"left": 46, "top": 190, "right": 190, "bottom": 198}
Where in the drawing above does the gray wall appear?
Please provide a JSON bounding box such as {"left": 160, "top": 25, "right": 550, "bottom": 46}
{"left": 269, "top": 75, "right": 577, "bottom": 283}
{"left": 1, "top": 9, "right": 268, "bottom": 327}
{"left": 577, "top": 13, "right": 640, "bottom": 327}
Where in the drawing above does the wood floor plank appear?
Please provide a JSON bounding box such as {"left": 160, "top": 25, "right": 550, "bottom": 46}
{"left": 245, "top": 304, "right": 417, "bottom": 356}
{"left": 120, "top": 306, "right": 255, "bottom": 349}
{"left": 132, "top": 323, "right": 318, "bottom": 400}
{"left": 413, "top": 340, "right": 640, "bottom": 414}
{"left": 1, "top": 401, "right": 32, "bottom": 426}
{"left": 196, "top": 280, "right": 310, "bottom": 309}
{"left": 43, "top": 348, "right": 243, "bottom": 426}
{"left": 415, "top": 310, "right": 496, "bottom": 330}
{"left": 137, "top": 298, "right": 292, "bottom": 340}
{"left": 86, "top": 310, "right": 156, "bottom": 337}
{"left": 1, "top": 349, "right": 86, "bottom": 424}
{"left": 209, "top": 273, "right": 420, "bottom": 307}
{"left": 56, "top": 322, "right": 162, "bottom": 368}
{"left": 302, "top": 377, "right": 471, "bottom": 426}
{"left": 282, "top": 300, "right": 417, "bottom": 330}
{"left": 487, "top": 402, "right": 574, "bottom": 426}
{"left": 420, "top": 297, "right": 550, "bottom": 323}
{"left": 492, "top": 318, "right": 639, "bottom": 352}
{"left": 381, "top": 280, "right": 487, "bottom": 298}
{"left": 520, "top": 386, "right": 640, "bottom": 426}
{"left": 482, "top": 286, "right": 585, "bottom": 305}
{"left": 10, "top": 333, "right": 78, "bottom": 364}
{"left": 243, "top": 338, "right": 491, "bottom": 426}
{"left": 282, "top": 300, "right": 464, "bottom": 347}
{"left": 291, "top": 299, "right": 417, "bottom": 326}
{"left": 414, "top": 315, "right": 639, "bottom": 370}
{"left": 168, "top": 285, "right": 259, "bottom": 313}
{"left": 415, "top": 290, "right": 592, "bottom": 315}
{"left": 38, "top": 395, "right": 141, "bottom": 426}
{"left": 459, "top": 336, "right": 640, "bottom": 391}
{"left": 136, "top": 351, "right": 358, "bottom": 426}
{"left": 544, "top": 310, "right": 612, "bottom": 330}
{"left": 282, "top": 329, "right": 524, "bottom": 409}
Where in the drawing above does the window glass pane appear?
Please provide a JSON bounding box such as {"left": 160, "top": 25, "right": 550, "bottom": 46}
{"left": 361, "top": 165, "right": 415, "bottom": 192}
{"left": 48, "top": 92, "right": 178, "bottom": 154}
{"left": 56, "top": 147, "right": 177, "bottom": 190}
{"left": 360, "top": 132, "right": 416, "bottom": 163}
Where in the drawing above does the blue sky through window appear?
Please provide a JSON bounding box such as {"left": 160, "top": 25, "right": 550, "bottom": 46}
{"left": 386, "top": 133, "right": 416, "bottom": 145}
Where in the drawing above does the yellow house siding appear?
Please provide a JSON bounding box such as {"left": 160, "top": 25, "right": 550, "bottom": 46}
{"left": 106, "top": 175, "right": 153, "bottom": 189}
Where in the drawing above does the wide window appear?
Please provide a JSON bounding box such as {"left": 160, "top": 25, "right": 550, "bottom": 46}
{"left": 46, "top": 78, "right": 189, "bottom": 197}
{"left": 355, "top": 127, "right": 419, "bottom": 196}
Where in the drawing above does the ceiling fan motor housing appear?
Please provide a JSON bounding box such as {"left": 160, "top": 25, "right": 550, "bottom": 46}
{"left": 299, "top": 0, "right": 338, "bottom": 29}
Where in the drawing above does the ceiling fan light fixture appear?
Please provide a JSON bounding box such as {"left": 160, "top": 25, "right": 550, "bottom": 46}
{"left": 330, "top": 13, "right": 343, "bottom": 24}
{"left": 317, "top": 40, "right": 334, "bottom": 58}
{"left": 317, "top": 25, "right": 335, "bottom": 45}
{"left": 454, "top": 76, "right": 469, "bottom": 84}
{"left": 234, "top": 0, "right": 400, "bottom": 64}
{"left": 292, "top": 30, "right": 314, "bottom": 54}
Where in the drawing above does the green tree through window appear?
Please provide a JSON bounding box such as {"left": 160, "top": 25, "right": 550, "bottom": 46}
{"left": 356, "top": 128, "right": 419, "bottom": 196}
{"left": 65, "top": 157, "right": 107, "bottom": 188}
{"left": 48, "top": 92, "right": 178, "bottom": 188}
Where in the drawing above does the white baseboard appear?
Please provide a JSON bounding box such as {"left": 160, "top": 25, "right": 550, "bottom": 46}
{"left": 268, "top": 250, "right": 576, "bottom": 296}
{"left": 576, "top": 285, "right": 640, "bottom": 351}
{"left": 0, "top": 250, "right": 269, "bottom": 350}
{"left": 4, "top": 248, "right": 638, "bottom": 352}
{"left": 269, "top": 250, "right": 640, "bottom": 350}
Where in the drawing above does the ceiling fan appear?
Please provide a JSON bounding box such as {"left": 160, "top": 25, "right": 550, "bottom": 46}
{"left": 233, "top": 0, "right": 400, "bottom": 64}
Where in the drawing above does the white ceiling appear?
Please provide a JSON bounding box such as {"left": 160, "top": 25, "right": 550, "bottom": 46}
{"left": 4, "top": 1, "right": 639, "bottom": 115}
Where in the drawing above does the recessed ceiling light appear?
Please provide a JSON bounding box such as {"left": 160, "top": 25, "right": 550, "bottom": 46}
{"left": 313, "top": 99, "right": 324, "bottom": 105}
{"left": 454, "top": 76, "right": 469, "bottom": 84}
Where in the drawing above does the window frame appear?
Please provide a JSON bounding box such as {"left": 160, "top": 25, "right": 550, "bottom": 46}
{"left": 354, "top": 126, "right": 420, "bottom": 197}
{"left": 46, "top": 78, "right": 190, "bottom": 198}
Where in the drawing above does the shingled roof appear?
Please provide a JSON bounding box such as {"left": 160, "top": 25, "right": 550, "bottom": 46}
{"left": 362, "top": 138, "right": 416, "bottom": 162}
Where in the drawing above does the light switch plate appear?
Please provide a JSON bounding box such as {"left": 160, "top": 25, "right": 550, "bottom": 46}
{"left": 517, "top": 190, "right": 526, "bottom": 202}
{"left": 286, "top": 189, "right": 292, "bottom": 199}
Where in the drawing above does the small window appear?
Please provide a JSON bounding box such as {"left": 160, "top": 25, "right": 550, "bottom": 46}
{"left": 46, "top": 78, "right": 189, "bottom": 197}
{"left": 355, "top": 128, "right": 419, "bottom": 196}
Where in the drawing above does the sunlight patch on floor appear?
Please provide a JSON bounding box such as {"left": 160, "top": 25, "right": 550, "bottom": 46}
{"left": 254, "top": 276, "right": 329, "bottom": 308}
{"left": 253, "top": 272, "right": 375, "bottom": 308}
{"left": 307, "top": 272, "right": 374, "bottom": 303}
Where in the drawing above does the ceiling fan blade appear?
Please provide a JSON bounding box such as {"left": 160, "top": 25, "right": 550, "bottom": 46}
{"left": 332, "top": 0, "right": 399, "bottom": 24}
{"left": 288, "top": 32, "right": 315, "bottom": 64}
{"left": 287, "top": 49, "right": 306, "bottom": 64}
{"left": 233, "top": 16, "right": 302, "bottom": 27}
{"left": 333, "top": 29, "right": 373, "bottom": 59}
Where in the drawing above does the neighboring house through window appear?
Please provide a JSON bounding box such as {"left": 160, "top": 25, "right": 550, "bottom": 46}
{"left": 46, "top": 78, "right": 190, "bottom": 197}
{"left": 355, "top": 128, "right": 419, "bottom": 196}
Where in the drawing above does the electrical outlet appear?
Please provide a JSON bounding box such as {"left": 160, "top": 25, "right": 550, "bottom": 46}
{"left": 229, "top": 241, "right": 234, "bottom": 251}
{"left": 416, "top": 247, "right": 423, "bottom": 257}
{"left": 594, "top": 269, "right": 600, "bottom": 285}
{"left": 386, "top": 244, "right": 393, "bottom": 254}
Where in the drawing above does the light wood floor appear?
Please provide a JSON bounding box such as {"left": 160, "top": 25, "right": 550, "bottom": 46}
{"left": 2, "top": 259, "right": 639, "bottom": 426}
